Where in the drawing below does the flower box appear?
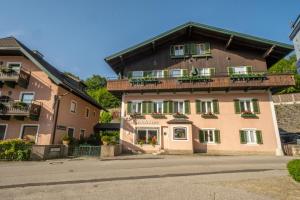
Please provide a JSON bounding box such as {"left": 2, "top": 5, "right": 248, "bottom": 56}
{"left": 241, "top": 111, "right": 258, "bottom": 119}
{"left": 178, "top": 75, "right": 212, "bottom": 83}
{"left": 151, "top": 113, "right": 166, "bottom": 119}
{"left": 129, "top": 112, "right": 145, "bottom": 119}
{"left": 230, "top": 73, "right": 267, "bottom": 82}
{"left": 173, "top": 113, "right": 187, "bottom": 119}
{"left": 129, "top": 77, "right": 159, "bottom": 85}
{"left": 201, "top": 113, "right": 218, "bottom": 119}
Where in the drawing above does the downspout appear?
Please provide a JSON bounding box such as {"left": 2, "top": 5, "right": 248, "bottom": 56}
{"left": 51, "top": 95, "right": 60, "bottom": 144}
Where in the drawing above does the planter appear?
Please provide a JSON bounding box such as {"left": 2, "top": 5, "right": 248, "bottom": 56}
{"left": 62, "top": 140, "right": 70, "bottom": 145}
{"left": 173, "top": 113, "right": 187, "bottom": 119}
{"left": 201, "top": 113, "right": 218, "bottom": 119}
{"left": 230, "top": 73, "right": 267, "bottom": 82}
{"left": 101, "top": 144, "right": 121, "bottom": 157}
{"left": 129, "top": 77, "right": 159, "bottom": 85}
{"left": 241, "top": 112, "right": 258, "bottom": 119}
{"left": 129, "top": 113, "right": 145, "bottom": 119}
{"left": 151, "top": 113, "right": 166, "bottom": 119}
{"left": 178, "top": 75, "right": 212, "bottom": 83}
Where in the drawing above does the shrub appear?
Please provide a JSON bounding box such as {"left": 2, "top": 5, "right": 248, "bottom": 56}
{"left": 62, "top": 134, "right": 71, "bottom": 141}
{"left": 0, "top": 139, "right": 32, "bottom": 161}
{"left": 287, "top": 159, "right": 300, "bottom": 182}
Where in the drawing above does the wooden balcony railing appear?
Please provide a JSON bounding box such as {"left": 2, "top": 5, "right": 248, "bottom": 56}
{"left": 0, "top": 67, "right": 31, "bottom": 88}
{"left": 0, "top": 100, "right": 42, "bottom": 120}
{"left": 107, "top": 73, "right": 295, "bottom": 93}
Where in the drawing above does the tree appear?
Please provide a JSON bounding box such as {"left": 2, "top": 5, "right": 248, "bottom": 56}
{"left": 268, "top": 55, "right": 300, "bottom": 94}
{"left": 85, "top": 75, "right": 107, "bottom": 90}
{"left": 100, "top": 111, "right": 113, "bottom": 123}
{"left": 87, "top": 87, "right": 120, "bottom": 109}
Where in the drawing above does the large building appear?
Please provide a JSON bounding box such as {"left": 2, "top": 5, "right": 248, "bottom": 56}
{"left": 106, "top": 22, "right": 295, "bottom": 155}
{"left": 0, "top": 37, "right": 102, "bottom": 144}
{"left": 290, "top": 14, "right": 300, "bottom": 73}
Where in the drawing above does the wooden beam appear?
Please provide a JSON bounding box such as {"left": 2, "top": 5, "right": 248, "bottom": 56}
{"left": 225, "top": 35, "right": 234, "bottom": 49}
{"left": 152, "top": 41, "right": 155, "bottom": 52}
{"left": 263, "top": 45, "right": 276, "bottom": 58}
{"left": 188, "top": 26, "right": 192, "bottom": 38}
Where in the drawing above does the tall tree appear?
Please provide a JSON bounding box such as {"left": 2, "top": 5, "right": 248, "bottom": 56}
{"left": 85, "top": 75, "right": 107, "bottom": 90}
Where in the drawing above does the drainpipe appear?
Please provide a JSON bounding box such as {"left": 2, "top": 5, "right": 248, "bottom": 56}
{"left": 51, "top": 95, "right": 60, "bottom": 144}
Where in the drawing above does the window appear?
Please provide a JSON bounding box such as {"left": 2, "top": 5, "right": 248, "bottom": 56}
{"left": 67, "top": 127, "right": 75, "bottom": 138}
{"left": 153, "top": 101, "right": 163, "bottom": 113}
{"left": 174, "top": 101, "right": 184, "bottom": 114}
{"left": 152, "top": 70, "right": 164, "bottom": 78}
{"left": 0, "top": 125, "right": 7, "bottom": 140}
{"left": 233, "top": 66, "right": 248, "bottom": 74}
{"left": 199, "top": 129, "right": 220, "bottom": 144}
{"left": 80, "top": 129, "right": 85, "bottom": 139}
{"left": 174, "top": 45, "right": 184, "bottom": 56}
{"left": 170, "top": 69, "right": 182, "bottom": 77}
{"left": 203, "top": 129, "right": 215, "bottom": 143}
{"left": 136, "top": 128, "right": 159, "bottom": 145}
{"left": 242, "top": 129, "right": 257, "bottom": 144}
{"left": 7, "top": 62, "right": 21, "bottom": 72}
{"left": 20, "top": 92, "right": 34, "bottom": 104}
{"left": 21, "top": 125, "right": 38, "bottom": 143}
{"left": 201, "top": 100, "right": 214, "bottom": 114}
{"left": 70, "top": 100, "right": 77, "bottom": 113}
{"left": 240, "top": 99, "right": 253, "bottom": 112}
{"left": 131, "top": 101, "right": 142, "bottom": 114}
{"left": 198, "top": 68, "right": 211, "bottom": 76}
{"left": 196, "top": 44, "right": 206, "bottom": 55}
{"left": 132, "top": 71, "right": 144, "bottom": 78}
{"left": 173, "top": 127, "right": 187, "bottom": 140}
{"left": 85, "top": 107, "right": 90, "bottom": 118}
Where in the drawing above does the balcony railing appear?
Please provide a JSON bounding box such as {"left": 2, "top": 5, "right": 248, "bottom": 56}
{"left": 0, "top": 66, "right": 31, "bottom": 88}
{"left": 0, "top": 100, "right": 42, "bottom": 120}
{"left": 107, "top": 71, "right": 295, "bottom": 93}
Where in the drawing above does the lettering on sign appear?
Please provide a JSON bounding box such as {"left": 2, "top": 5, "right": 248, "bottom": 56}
{"left": 50, "top": 148, "right": 61, "bottom": 152}
{"left": 56, "top": 125, "right": 66, "bottom": 131}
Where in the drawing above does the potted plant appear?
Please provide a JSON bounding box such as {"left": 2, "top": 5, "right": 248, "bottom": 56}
{"left": 101, "top": 135, "right": 111, "bottom": 145}
{"left": 62, "top": 134, "right": 71, "bottom": 145}
{"left": 137, "top": 139, "right": 145, "bottom": 146}
{"left": 151, "top": 112, "right": 166, "bottom": 119}
{"left": 241, "top": 110, "right": 258, "bottom": 118}
{"left": 173, "top": 112, "right": 187, "bottom": 119}
{"left": 201, "top": 112, "right": 218, "bottom": 119}
{"left": 148, "top": 136, "right": 157, "bottom": 147}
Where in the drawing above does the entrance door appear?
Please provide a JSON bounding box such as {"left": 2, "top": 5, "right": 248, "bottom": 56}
{"left": 0, "top": 125, "right": 7, "bottom": 140}
{"left": 162, "top": 127, "right": 169, "bottom": 150}
{"left": 67, "top": 127, "right": 75, "bottom": 138}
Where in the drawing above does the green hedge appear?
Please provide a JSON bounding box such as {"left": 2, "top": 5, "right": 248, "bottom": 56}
{"left": 0, "top": 139, "right": 32, "bottom": 161}
{"left": 287, "top": 159, "right": 300, "bottom": 182}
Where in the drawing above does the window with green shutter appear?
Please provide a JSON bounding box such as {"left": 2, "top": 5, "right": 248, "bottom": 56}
{"left": 246, "top": 66, "right": 253, "bottom": 73}
{"left": 168, "top": 100, "right": 174, "bottom": 113}
{"left": 147, "top": 101, "right": 154, "bottom": 114}
{"left": 252, "top": 99, "right": 260, "bottom": 114}
{"left": 184, "top": 43, "right": 190, "bottom": 55}
{"left": 212, "top": 99, "right": 219, "bottom": 114}
{"left": 184, "top": 100, "right": 190, "bottom": 114}
{"left": 142, "top": 101, "right": 147, "bottom": 114}
{"left": 163, "top": 101, "right": 169, "bottom": 113}
{"left": 209, "top": 68, "right": 215, "bottom": 76}
{"left": 214, "top": 130, "right": 221, "bottom": 143}
{"left": 234, "top": 99, "right": 241, "bottom": 114}
{"left": 190, "top": 43, "right": 196, "bottom": 55}
{"left": 204, "top": 43, "right": 211, "bottom": 54}
{"left": 239, "top": 130, "right": 247, "bottom": 144}
{"left": 196, "top": 100, "right": 202, "bottom": 114}
{"left": 127, "top": 101, "right": 132, "bottom": 114}
{"left": 163, "top": 70, "right": 169, "bottom": 78}
{"left": 199, "top": 130, "right": 205, "bottom": 143}
{"left": 200, "top": 129, "right": 220, "bottom": 144}
{"left": 127, "top": 72, "right": 132, "bottom": 79}
{"left": 256, "top": 130, "right": 263, "bottom": 144}
{"left": 228, "top": 67, "right": 234, "bottom": 75}
{"left": 170, "top": 45, "right": 175, "bottom": 56}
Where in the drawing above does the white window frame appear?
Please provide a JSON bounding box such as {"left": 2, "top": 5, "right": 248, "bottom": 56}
{"left": 131, "top": 100, "right": 143, "bottom": 114}
{"left": 0, "top": 124, "right": 8, "bottom": 140}
{"left": 201, "top": 128, "right": 217, "bottom": 144}
{"left": 239, "top": 98, "right": 254, "bottom": 112}
{"left": 198, "top": 68, "right": 211, "bottom": 76}
{"left": 70, "top": 100, "right": 77, "bottom": 113}
{"left": 172, "top": 126, "right": 188, "bottom": 141}
{"left": 85, "top": 107, "right": 90, "bottom": 118}
{"left": 195, "top": 43, "right": 206, "bottom": 55}
{"left": 152, "top": 70, "right": 164, "bottom": 78}
{"left": 135, "top": 128, "right": 160, "bottom": 145}
{"left": 67, "top": 127, "right": 75, "bottom": 138}
{"left": 170, "top": 69, "right": 183, "bottom": 77}
{"left": 80, "top": 129, "right": 86, "bottom": 138}
{"left": 19, "top": 91, "right": 35, "bottom": 103}
{"left": 153, "top": 100, "right": 163, "bottom": 114}
{"left": 19, "top": 124, "right": 40, "bottom": 143}
{"left": 174, "top": 45, "right": 185, "bottom": 56}
{"left": 233, "top": 66, "right": 248, "bottom": 74}
{"left": 173, "top": 100, "right": 185, "bottom": 114}
{"left": 132, "top": 71, "right": 144, "bottom": 78}
{"left": 6, "top": 62, "right": 22, "bottom": 72}
{"left": 242, "top": 128, "right": 257, "bottom": 145}
{"left": 200, "top": 99, "right": 214, "bottom": 114}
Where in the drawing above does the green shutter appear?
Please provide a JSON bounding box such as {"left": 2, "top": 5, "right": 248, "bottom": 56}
{"left": 170, "top": 45, "right": 175, "bottom": 56}
{"left": 182, "top": 69, "right": 188, "bottom": 76}
{"left": 168, "top": 101, "right": 173, "bottom": 114}
{"left": 215, "top": 130, "right": 220, "bottom": 143}
{"left": 252, "top": 99, "right": 260, "bottom": 114}
{"left": 163, "top": 101, "right": 168, "bottom": 113}
{"left": 228, "top": 67, "right": 234, "bottom": 75}
{"left": 199, "top": 130, "right": 205, "bottom": 143}
{"left": 148, "top": 101, "right": 153, "bottom": 114}
{"left": 209, "top": 68, "right": 215, "bottom": 76}
{"left": 240, "top": 130, "right": 247, "bottom": 144}
{"left": 144, "top": 71, "right": 152, "bottom": 77}
{"left": 184, "top": 43, "right": 190, "bottom": 55}
{"left": 212, "top": 99, "right": 219, "bottom": 114}
{"left": 163, "top": 70, "right": 169, "bottom": 78}
{"left": 127, "top": 101, "right": 132, "bottom": 114}
{"left": 184, "top": 100, "right": 190, "bottom": 114}
{"left": 127, "top": 72, "right": 132, "bottom": 79}
{"left": 234, "top": 99, "right": 241, "bottom": 114}
{"left": 190, "top": 43, "right": 196, "bottom": 55}
{"left": 142, "top": 101, "right": 147, "bottom": 114}
{"left": 256, "top": 130, "right": 263, "bottom": 144}
{"left": 196, "top": 100, "right": 202, "bottom": 114}
{"left": 204, "top": 43, "right": 211, "bottom": 54}
{"left": 246, "top": 66, "right": 252, "bottom": 73}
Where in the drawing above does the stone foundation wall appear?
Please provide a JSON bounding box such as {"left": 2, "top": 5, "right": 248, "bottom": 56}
{"left": 275, "top": 104, "right": 300, "bottom": 134}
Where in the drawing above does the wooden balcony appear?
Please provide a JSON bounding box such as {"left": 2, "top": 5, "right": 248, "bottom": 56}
{"left": 0, "top": 67, "right": 31, "bottom": 88}
{"left": 107, "top": 73, "right": 295, "bottom": 94}
{"left": 0, "top": 100, "right": 42, "bottom": 121}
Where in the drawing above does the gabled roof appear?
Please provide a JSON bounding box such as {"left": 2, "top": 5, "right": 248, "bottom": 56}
{"left": 105, "top": 21, "right": 294, "bottom": 71}
{"left": 0, "top": 37, "right": 102, "bottom": 109}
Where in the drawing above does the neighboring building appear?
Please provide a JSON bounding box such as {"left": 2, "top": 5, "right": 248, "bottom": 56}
{"left": 0, "top": 37, "right": 102, "bottom": 144}
{"left": 290, "top": 14, "right": 300, "bottom": 73}
{"left": 105, "top": 22, "right": 295, "bottom": 155}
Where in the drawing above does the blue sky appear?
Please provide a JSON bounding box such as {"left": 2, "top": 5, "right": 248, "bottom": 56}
{"left": 0, "top": 0, "right": 299, "bottom": 79}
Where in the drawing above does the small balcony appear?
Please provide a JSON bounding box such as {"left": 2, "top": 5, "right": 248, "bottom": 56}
{"left": 107, "top": 71, "right": 295, "bottom": 94}
{"left": 0, "top": 66, "right": 31, "bottom": 88}
{"left": 0, "top": 99, "right": 42, "bottom": 121}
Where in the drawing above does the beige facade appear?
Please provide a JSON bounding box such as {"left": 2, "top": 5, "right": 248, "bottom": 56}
{"left": 0, "top": 42, "right": 101, "bottom": 145}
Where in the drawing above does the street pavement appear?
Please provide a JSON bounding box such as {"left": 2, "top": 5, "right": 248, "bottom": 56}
{"left": 0, "top": 155, "right": 299, "bottom": 200}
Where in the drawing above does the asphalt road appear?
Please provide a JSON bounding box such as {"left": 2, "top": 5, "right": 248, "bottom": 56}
{"left": 0, "top": 155, "right": 298, "bottom": 200}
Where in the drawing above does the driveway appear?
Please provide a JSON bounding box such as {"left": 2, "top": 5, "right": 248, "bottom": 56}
{"left": 0, "top": 155, "right": 299, "bottom": 200}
